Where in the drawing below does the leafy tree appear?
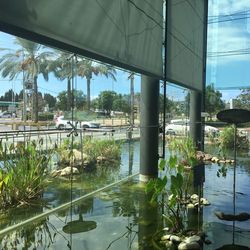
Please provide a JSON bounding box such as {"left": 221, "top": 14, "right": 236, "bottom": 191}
{"left": 97, "top": 91, "right": 117, "bottom": 114}
{"left": 77, "top": 59, "right": 116, "bottom": 110}
{"left": 0, "top": 38, "right": 54, "bottom": 122}
{"left": 234, "top": 88, "right": 250, "bottom": 110}
{"left": 159, "top": 93, "right": 175, "bottom": 116}
{"left": 186, "top": 85, "right": 225, "bottom": 119}
{"left": 0, "top": 89, "right": 18, "bottom": 102}
{"left": 56, "top": 90, "right": 86, "bottom": 111}
{"left": 44, "top": 93, "right": 57, "bottom": 109}
{"left": 113, "top": 94, "right": 130, "bottom": 113}
{"left": 205, "top": 84, "right": 225, "bottom": 119}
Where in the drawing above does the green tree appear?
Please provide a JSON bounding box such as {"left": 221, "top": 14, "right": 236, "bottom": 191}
{"left": 0, "top": 37, "right": 53, "bottom": 122}
{"left": 113, "top": 94, "right": 130, "bottom": 113}
{"left": 44, "top": 93, "right": 57, "bottom": 109}
{"left": 234, "top": 88, "right": 250, "bottom": 110}
{"left": 0, "top": 89, "right": 18, "bottom": 102}
{"left": 186, "top": 85, "right": 225, "bottom": 119}
{"left": 56, "top": 90, "right": 86, "bottom": 111}
{"left": 77, "top": 59, "right": 116, "bottom": 110}
{"left": 205, "top": 84, "right": 225, "bottom": 119}
{"left": 96, "top": 91, "right": 117, "bottom": 114}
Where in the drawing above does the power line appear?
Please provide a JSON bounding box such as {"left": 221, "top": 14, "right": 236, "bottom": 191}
{"left": 208, "top": 15, "right": 250, "bottom": 24}
{"left": 208, "top": 9, "right": 250, "bottom": 18}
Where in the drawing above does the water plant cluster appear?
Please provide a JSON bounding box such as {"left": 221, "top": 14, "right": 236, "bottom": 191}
{"left": 146, "top": 138, "right": 200, "bottom": 232}
{"left": 0, "top": 140, "right": 53, "bottom": 209}
{"left": 56, "top": 138, "right": 121, "bottom": 170}
{"left": 218, "top": 125, "right": 249, "bottom": 152}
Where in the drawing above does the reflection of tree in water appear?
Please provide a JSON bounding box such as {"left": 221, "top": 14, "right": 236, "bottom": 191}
{"left": 0, "top": 199, "right": 94, "bottom": 249}
{"left": 0, "top": 217, "right": 69, "bottom": 250}
{"left": 112, "top": 180, "right": 139, "bottom": 220}
{"left": 45, "top": 165, "right": 120, "bottom": 208}
{"left": 109, "top": 181, "right": 162, "bottom": 249}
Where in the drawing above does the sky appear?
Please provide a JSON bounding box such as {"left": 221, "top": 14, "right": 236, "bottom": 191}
{"left": 1, "top": 0, "right": 250, "bottom": 102}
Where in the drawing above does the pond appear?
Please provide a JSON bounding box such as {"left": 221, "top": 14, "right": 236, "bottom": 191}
{"left": 0, "top": 140, "right": 250, "bottom": 249}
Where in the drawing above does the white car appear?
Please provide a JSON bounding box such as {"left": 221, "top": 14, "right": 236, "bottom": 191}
{"left": 55, "top": 116, "right": 100, "bottom": 129}
{"left": 165, "top": 119, "right": 219, "bottom": 136}
{"left": 0, "top": 111, "right": 13, "bottom": 118}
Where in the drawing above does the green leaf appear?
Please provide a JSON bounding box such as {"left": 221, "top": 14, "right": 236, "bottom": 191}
{"left": 159, "top": 159, "right": 166, "bottom": 171}
{"left": 145, "top": 179, "right": 155, "bottom": 193}
{"left": 168, "top": 155, "right": 177, "bottom": 170}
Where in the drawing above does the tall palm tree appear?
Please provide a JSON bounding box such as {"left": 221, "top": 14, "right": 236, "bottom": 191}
{"left": 0, "top": 37, "right": 53, "bottom": 122}
{"left": 49, "top": 51, "right": 73, "bottom": 111}
{"left": 77, "top": 59, "right": 116, "bottom": 110}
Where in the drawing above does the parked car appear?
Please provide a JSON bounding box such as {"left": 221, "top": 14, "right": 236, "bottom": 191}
{"left": 55, "top": 116, "right": 100, "bottom": 129}
{"left": 0, "top": 111, "right": 13, "bottom": 118}
{"left": 165, "top": 119, "right": 219, "bottom": 136}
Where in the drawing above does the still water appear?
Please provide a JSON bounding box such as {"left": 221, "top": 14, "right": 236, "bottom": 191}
{"left": 0, "top": 141, "right": 250, "bottom": 249}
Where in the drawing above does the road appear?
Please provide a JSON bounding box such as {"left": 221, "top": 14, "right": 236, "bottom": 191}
{"left": 0, "top": 118, "right": 140, "bottom": 151}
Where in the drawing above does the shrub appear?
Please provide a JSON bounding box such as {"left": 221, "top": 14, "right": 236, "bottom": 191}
{"left": 0, "top": 140, "right": 53, "bottom": 208}
{"left": 83, "top": 139, "right": 121, "bottom": 163}
{"left": 218, "top": 125, "right": 249, "bottom": 151}
{"left": 38, "top": 112, "right": 54, "bottom": 121}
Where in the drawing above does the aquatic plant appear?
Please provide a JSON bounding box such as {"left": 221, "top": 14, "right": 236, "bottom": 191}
{"left": 0, "top": 140, "right": 53, "bottom": 208}
{"left": 146, "top": 137, "right": 199, "bottom": 233}
{"left": 218, "top": 125, "right": 249, "bottom": 152}
{"left": 82, "top": 138, "right": 121, "bottom": 163}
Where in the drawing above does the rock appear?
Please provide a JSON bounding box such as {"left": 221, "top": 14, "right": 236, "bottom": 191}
{"left": 191, "top": 194, "right": 199, "bottom": 200}
{"left": 196, "top": 151, "right": 204, "bottom": 161}
{"left": 184, "top": 235, "right": 201, "bottom": 243}
{"left": 178, "top": 242, "right": 200, "bottom": 250}
{"left": 225, "top": 159, "right": 231, "bottom": 163}
{"left": 165, "top": 240, "right": 173, "bottom": 248}
{"left": 211, "top": 157, "right": 219, "bottom": 162}
{"left": 170, "top": 235, "right": 181, "bottom": 244}
{"left": 51, "top": 170, "right": 62, "bottom": 177}
{"left": 60, "top": 167, "right": 79, "bottom": 176}
{"left": 219, "top": 160, "right": 226, "bottom": 164}
{"left": 163, "top": 227, "right": 170, "bottom": 232}
{"left": 187, "top": 203, "right": 195, "bottom": 209}
{"left": 200, "top": 198, "right": 210, "bottom": 206}
{"left": 204, "top": 154, "right": 213, "bottom": 161}
{"left": 161, "top": 234, "right": 171, "bottom": 241}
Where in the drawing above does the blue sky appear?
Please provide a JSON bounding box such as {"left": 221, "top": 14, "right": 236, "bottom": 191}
{"left": 1, "top": 0, "right": 250, "bottom": 102}
{"left": 206, "top": 0, "right": 250, "bottom": 100}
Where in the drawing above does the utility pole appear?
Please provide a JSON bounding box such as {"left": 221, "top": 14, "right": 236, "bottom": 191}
{"left": 129, "top": 72, "right": 135, "bottom": 126}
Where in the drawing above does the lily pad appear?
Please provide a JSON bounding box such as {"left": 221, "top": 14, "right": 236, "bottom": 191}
{"left": 63, "top": 220, "right": 96, "bottom": 234}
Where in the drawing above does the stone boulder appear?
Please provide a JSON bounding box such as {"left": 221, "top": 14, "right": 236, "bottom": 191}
{"left": 60, "top": 166, "right": 79, "bottom": 176}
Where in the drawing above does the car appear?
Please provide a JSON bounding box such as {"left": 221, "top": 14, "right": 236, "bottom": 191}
{"left": 165, "top": 119, "right": 219, "bottom": 136}
{"left": 0, "top": 111, "right": 13, "bottom": 118}
{"left": 55, "top": 116, "right": 100, "bottom": 129}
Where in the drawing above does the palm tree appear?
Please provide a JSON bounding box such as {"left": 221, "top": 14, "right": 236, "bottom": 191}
{"left": 49, "top": 51, "right": 73, "bottom": 111}
{"left": 77, "top": 59, "right": 116, "bottom": 110}
{"left": 0, "top": 37, "right": 53, "bottom": 122}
